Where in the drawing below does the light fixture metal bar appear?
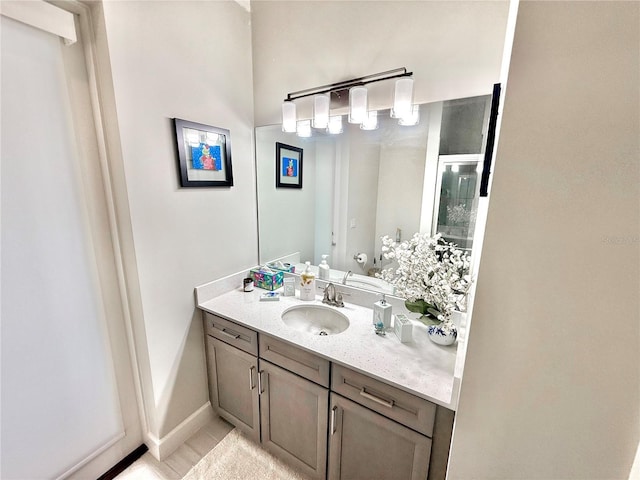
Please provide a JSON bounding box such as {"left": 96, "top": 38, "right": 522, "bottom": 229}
{"left": 284, "top": 67, "right": 413, "bottom": 102}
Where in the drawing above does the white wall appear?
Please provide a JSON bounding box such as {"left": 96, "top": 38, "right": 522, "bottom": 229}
{"left": 449, "top": 2, "right": 640, "bottom": 478}
{"left": 251, "top": 1, "right": 509, "bottom": 126}
{"left": 98, "top": 0, "right": 257, "bottom": 440}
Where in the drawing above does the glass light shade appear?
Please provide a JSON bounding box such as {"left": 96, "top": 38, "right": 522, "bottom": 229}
{"left": 391, "top": 78, "right": 414, "bottom": 119}
{"left": 398, "top": 105, "right": 420, "bottom": 126}
{"left": 328, "top": 115, "right": 343, "bottom": 134}
{"left": 312, "top": 94, "right": 330, "bottom": 129}
{"left": 360, "top": 110, "right": 378, "bottom": 130}
{"left": 282, "top": 101, "right": 297, "bottom": 133}
{"left": 296, "top": 119, "right": 311, "bottom": 137}
{"left": 348, "top": 86, "right": 368, "bottom": 124}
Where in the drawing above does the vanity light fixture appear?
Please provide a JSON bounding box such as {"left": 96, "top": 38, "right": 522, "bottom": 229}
{"left": 281, "top": 67, "right": 413, "bottom": 133}
{"left": 348, "top": 86, "right": 368, "bottom": 124}
{"left": 206, "top": 133, "right": 220, "bottom": 144}
{"left": 391, "top": 77, "right": 414, "bottom": 120}
{"left": 398, "top": 104, "right": 420, "bottom": 126}
{"left": 312, "top": 93, "right": 330, "bottom": 129}
{"left": 360, "top": 110, "right": 378, "bottom": 130}
{"left": 328, "top": 115, "right": 343, "bottom": 134}
{"left": 282, "top": 101, "right": 297, "bottom": 133}
{"left": 296, "top": 119, "right": 312, "bottom": 138}
{"left": 186, "top": 131, "right": 200, "bottom": 147}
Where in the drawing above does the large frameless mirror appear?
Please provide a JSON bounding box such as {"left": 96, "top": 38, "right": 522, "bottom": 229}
{"left": 255, "top": 95, "right": 491, "bottom": 296}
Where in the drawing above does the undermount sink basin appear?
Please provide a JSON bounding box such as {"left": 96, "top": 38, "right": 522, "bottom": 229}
{"left": 281, "top": 304, "right": 350, "bottom": 336}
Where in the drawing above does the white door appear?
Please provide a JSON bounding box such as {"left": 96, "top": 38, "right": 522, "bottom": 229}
{"left": 1, "top": 4, "right": 142, "bottom": 479}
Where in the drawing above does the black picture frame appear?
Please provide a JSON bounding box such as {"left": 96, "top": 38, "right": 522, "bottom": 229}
{"left": 275, "top": 142, "right": 303, "bottom": 189}
{"left": 173, "top": 118, "right": 233, "bottom": 187}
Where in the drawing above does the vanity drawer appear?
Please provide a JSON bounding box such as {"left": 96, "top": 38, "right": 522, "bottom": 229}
{"left": 331, "top": 364, "right": 436, "bottom": 437}
{"left": 204, "top": 313, "right": 258, "bottom": 356}
{"left": 259, "top": 334, "right": 330, "bottom": 387}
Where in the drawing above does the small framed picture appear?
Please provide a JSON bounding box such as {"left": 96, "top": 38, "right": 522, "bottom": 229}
{"left": 276, "top": 142, "right": 303, "bottom": 189}
{"left": 173, "top": 118, "right": 233, "bottom": 187}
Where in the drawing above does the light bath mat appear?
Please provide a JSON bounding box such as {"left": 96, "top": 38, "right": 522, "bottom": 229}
{"left": 182, "top": 429, "right": 311, "bottom": 480}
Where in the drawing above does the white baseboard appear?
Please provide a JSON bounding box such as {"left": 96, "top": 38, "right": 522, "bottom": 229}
{"left": 146, "top": 402, "right": 214, "bottom": 461}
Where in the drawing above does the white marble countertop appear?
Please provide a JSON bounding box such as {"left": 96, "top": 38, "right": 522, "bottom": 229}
{"left": 198, "top": 285, "right": 459, "bottom": 410}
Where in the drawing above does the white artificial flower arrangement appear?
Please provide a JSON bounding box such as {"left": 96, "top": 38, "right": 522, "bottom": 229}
{"left": 378, "top": 232, "right": 472, "bottom": 326}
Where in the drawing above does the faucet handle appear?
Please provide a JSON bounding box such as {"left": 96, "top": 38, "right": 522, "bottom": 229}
{"left": 322, "top": 282, "right": 335, "bottom": 292}
{"left": 322, "top": 288, "right": 331, "bottom": 303}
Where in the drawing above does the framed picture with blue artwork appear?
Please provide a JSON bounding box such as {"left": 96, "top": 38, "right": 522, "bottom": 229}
{"left": 276, "top": 142, "right": 303, "bottom": 189}
{"left": 173, "top": 118, "right": 233, "bottom": 187}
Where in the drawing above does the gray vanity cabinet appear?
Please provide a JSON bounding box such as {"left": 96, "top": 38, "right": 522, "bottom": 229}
{"left": 328, "top": 393, "right": 432, "bottom": 480}
{"left": 206, "top": 336, "right": 260, "bottom": 442}
{"left": 204, "top": 313, "right": 260, "bottom": 442}
{"left": 329, "top": 364, "right": 454, "bottom": 480}
{"left": 203, "top": 311, "right": 454, "bottom": 480}
{"left": 204, "top": 313, "right": 330, "bottom": 479}
{"left": 259, "top": 360, "right": 329, "bottom": 479}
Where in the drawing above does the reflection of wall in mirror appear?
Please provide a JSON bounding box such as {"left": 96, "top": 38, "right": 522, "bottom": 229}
{"left": 339, "top": 137, "right": 380, "bottom": 273}
{"left": 313, "top": 139, "right": 335, "bottom": 265}
{"left": 375, "top": 138, "right": 429, "bottom": 263}
{"left": 331, "top": 119, "right": 431, "bottom": 274}
{"left": 256, "top": 128, "right": 317, "bottom": 263}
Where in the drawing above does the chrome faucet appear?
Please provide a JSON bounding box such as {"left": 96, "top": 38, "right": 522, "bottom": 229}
{"left": 323, "top": 283, "right": 336, "bottom": 305}
{"left": 342, "top": 270, "right": 353, "bottom": 285}
{"left": 322, "top": 283, "right": 345, "bottom": 308}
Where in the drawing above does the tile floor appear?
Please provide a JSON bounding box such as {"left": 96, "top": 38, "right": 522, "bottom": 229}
{"left": 115, "top": 416, "right": 234, "bottom": 479}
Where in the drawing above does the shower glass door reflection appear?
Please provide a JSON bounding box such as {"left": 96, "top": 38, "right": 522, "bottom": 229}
{"left": 432, "top": 155, "right": 481, "bottom": 253}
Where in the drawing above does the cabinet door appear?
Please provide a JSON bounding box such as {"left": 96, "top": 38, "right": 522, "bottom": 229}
{"left": 206, "top": 336, "right": 260, "bottom": 442}
{"left": 259, "top": 360, "right": 328, "bottom": 480}
{"left": 328, "top": 393, "right": 432, "bottom": 480}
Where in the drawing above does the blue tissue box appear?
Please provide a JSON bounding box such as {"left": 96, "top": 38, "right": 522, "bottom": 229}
{"left": 250, "top": 268, "right": 284, "bottom": 291}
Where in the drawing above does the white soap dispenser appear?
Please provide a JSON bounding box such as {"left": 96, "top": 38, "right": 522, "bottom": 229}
{"left": 373, "top": 294, "right": 392, "bottom": 329}
{"left": 299, "top": 261, "right": 316, "bottom": 301}
{"left": 318, "top": 255, "right": 330, "bottom": 280}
